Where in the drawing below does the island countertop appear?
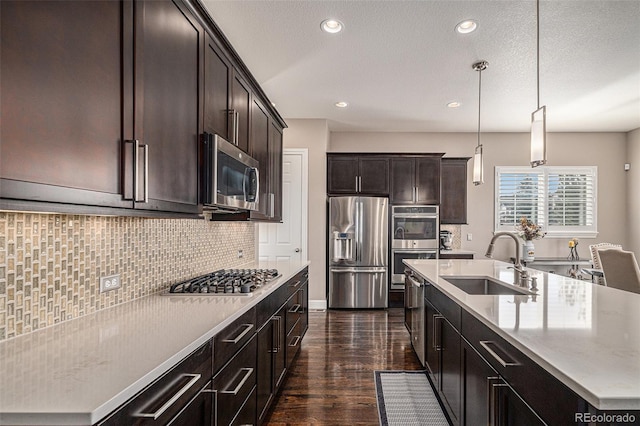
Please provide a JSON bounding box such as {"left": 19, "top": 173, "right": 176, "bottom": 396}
{"left": 0, "top": 260, "right": 309, "bottom": 426}
{"left": 404, "top": 258, "right": 640, "bottom": 411}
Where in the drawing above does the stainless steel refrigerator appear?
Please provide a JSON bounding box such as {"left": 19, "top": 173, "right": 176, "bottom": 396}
{"left": 328, "top": 196, "right": 388, "bottom": 308}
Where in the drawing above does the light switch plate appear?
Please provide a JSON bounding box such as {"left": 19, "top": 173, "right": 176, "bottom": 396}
{"left": 467, "top": 233, "right": 473, "bottom": 241}
{"left": 100, "top": 274, "right": 121, "bottom": 293}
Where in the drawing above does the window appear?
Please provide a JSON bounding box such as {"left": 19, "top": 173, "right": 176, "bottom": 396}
{"left": 495, "top": 166, "right": 597, "bottom": 237}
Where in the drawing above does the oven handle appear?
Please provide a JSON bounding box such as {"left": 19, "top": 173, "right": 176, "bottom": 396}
{"left": 392, "top": 215, "right": 439, "bottom": 219}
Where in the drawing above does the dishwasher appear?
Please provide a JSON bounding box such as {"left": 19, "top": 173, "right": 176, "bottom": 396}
{"left": 406, "top": 270, "right": 426, "bottom": 366}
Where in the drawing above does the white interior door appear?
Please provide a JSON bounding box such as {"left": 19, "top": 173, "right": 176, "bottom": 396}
{"left": 259, "top": 149, "right": 308, "bottom": 264}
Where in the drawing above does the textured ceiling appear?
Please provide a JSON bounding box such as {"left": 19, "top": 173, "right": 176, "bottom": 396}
{"left": 202, "top": 0, "right": 640, "bottom": 133}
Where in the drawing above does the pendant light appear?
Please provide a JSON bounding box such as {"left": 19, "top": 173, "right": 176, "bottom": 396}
{"left": 530, "top": 0, "right": 547, "bottom": 167}
{"left": 472, "top": 60, "right": 488, "bottom": 186}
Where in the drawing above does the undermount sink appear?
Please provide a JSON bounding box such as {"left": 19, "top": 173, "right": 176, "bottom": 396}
{"left": 442, "top": 276, "right": 532, "bottom": 296}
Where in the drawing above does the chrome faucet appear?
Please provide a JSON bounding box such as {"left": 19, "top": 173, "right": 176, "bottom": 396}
{"left": 485, "top": 232, "right": 530, "bottom": 287}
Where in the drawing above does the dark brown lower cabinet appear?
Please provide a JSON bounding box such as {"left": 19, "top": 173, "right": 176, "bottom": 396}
{"left": 168, "top": 382, "right": 214, "bottom": 426}
{"left": 213, "top": 335, "right": 257, "bottom": 426}
{"left": 461, "top": 340, "right": 543, "bottom": 426}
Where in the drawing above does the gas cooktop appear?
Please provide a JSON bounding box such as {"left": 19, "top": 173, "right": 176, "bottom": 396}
{"left": 166, "top": 268, "right": 280, "bottom": 296}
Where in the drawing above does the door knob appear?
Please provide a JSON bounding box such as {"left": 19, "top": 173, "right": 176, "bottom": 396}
{"left": 295, "top": 248, "right": 301, "bottom": 253}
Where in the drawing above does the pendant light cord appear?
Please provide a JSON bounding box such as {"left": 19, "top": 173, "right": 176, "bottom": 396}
{"left": 536, "top": 0, "right": 540, "bottom": 109}
{"left": 477, "top": 68, "right": 482, "bottom": 148}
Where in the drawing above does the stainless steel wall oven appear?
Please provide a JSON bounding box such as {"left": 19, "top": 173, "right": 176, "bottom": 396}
{"left": 391, "top": 205, "right": 439, "bottom": 290}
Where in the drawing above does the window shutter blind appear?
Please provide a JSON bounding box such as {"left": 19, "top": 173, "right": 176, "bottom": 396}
{"left": 547, "top": 169, "right": 595, "bottom": 228}
{"left": 496, "top": 170, "right": 544, "bottom": 228}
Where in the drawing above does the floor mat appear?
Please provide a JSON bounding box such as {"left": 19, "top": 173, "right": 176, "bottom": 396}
{"left": 374, "top": 370, "right": 450, "bottom": 426}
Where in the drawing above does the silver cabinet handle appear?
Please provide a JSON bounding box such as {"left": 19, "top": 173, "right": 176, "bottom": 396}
{"left": 358, "top": 176, "right": 362, "bottom": 192}
{"left": 234, "top": 110, "right": 239, "bottom": 145}
{"left": 486, "top": 376, "right": 504, "bottom": 426}
{"left": 288, "top": 335, "right": 301, "bottom": 347}
{"left": 221, "top": 323, "right": 254, "bottom": 344}
{"left": 289, "top": 280, "right": 301, "bottom": 289}
{"left": 479, "top": 341, "right": 520, "bottom": 367}
{"left": 220, "top": 368, "right": 253, "bottom": 395}
{"left": 134, "top": 373, "right": 201, "bottom": 419}
{"left": 355, "top": 176, "right": 359, "bottom": 192}
{"left": 270, "top": 192, "right": 275, "bottom": 218}
{"left": 433, "top": 314, "right": 444, "bottom": 350}
{"left": 288, "top": 304, "right": 301, "bottom": 313}
{"left": 142, "top": 143, "right": 149, "bottom": 203}
{"left": 272, "top": 316, "right": 281, "bottom": 353}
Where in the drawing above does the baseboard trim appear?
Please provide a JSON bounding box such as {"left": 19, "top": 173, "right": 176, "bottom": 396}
{"left": 309, "top": 299, "right": 327, "bottom": 310}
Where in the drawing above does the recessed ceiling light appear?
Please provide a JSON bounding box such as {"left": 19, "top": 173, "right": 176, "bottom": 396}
{"left": 321, "top": 19, "right": 344, "bottom": 34}
{"left": 335, "top": 101, "right": 348, "bottom": 108}
{"left": 447, "top": 101, "right": 461, "bottom": 108}
{"left": 456, "top": 20, "right": 477, "bottom": 34}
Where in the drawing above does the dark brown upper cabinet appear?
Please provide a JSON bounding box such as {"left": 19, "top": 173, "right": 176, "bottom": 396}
{"left": 130, "top": 0, "right": 203, "bottom": 214}
{"left": 268, "top": 122, "right": 284, "bottom": 222}
{"left": 247, "top": 98, "right": 283, "bottom": 222}
{"left": 1, "top": 0, "right": 203, "bottom": 215}
{"left": 0, "top": 0, "right": 133, "bottom": 210}
{"left": 204, "top": 33, "right": 233, "bottom": 142}
{"left": 390, "top": 155, "right": 443, "bottom": 205}
{"left": 327, "top": 154, "right": 389, "bottom": 196}
{"left": 250, "top": 98, "right": 270, "bottom": 219}
{"left": 440, "top": 158, "right": 469, "bottom": 224}
{"left": 231, "top": 72, "right": 252, "bottom": 153}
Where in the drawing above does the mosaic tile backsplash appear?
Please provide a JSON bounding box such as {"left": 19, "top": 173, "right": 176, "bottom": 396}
{"left": 0, "top": 212, "right": 255, "bottom": 341}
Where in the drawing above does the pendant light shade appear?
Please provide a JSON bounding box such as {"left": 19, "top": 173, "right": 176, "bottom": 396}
{"left": 472, "top": 60, "right": 488, "bottom": 186}
{"left": 530, "top": 0, "right": 547, "bottom": 167}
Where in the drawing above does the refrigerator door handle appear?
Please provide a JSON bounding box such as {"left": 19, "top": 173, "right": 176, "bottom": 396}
{"left": 358, "top": 200, "right": 364, "bottom": 262}
{"left": 330, "top": 267, "right": 387, "bottom": 273}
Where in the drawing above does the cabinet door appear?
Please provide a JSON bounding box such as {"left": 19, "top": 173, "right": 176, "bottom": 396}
{"left": 497, "top": 383, "right": 546, "bottom": 426}
{"left": 269, "top": 121, "right": 284, "bottom": 222}
{"left": 0, "top": 0, "right": 132, "bottom": 209}
{"left": 390, "top": 158, "right": 416, "bottom": 204}
{"left": 133, "top": 0, "right": 201, "bottom": 214}
{"left": 441, "top": 159, "right": 469, "bottom": 224}
{"left": 415, "top": 156, "right": 441, "bottom": 205}
{"left": 441, "top": 319, "right": 461, "bottom": 424}
{"left": 167, "top": 382, "right": 213, "bottom": 426}
{"left": 274, "top": 307, "right": 287, "bottom": 389}
{"left": 231, "top": 71, "right": 251, "bottom": 153}
{"left": 462, "top": 341, "right": 495, "bottom": 426}
{"left": 256, "top": 321, "right": 274, "bottom": 422}
{"left": 359, "top": 157, "right": 389, "bottom": 195}
{"left": 425, "top": 300, "right": 441, "bottom": 389}
{"left": 327, "top": 156, "right": 359, "bottom": 194}
{"left": 204, "top": 33, "right": 232, "bottom": 141}
{"left": 250, "top": 98, "right": 270, "bottom": 219}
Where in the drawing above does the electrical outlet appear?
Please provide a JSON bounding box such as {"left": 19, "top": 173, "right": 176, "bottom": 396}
{"left": 238, "top": 249, "right": 244, "bottom": 259}
{"left": 100, "top": 274, "right": 121, "bottom": 293}
{"left": 467, "top": 233, "right": 473, "bottom": 241}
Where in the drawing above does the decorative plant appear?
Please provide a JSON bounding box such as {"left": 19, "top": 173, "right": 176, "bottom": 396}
{"left": 515, "top": 217, "right": 546, "bottom": 241}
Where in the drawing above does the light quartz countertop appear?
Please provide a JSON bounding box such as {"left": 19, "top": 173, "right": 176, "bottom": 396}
{"left": 0, "top": 260, "right": 309, "bottom": 426}
{"left": 404, "top": 258, "right": 640, "bottom": 410}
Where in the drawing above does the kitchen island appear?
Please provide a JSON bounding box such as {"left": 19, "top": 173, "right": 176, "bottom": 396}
{"left": 0, "top": 260, "right": 309, "bottom": 426}
{"left": 405, "top": 258, "right": 640, "bottom": 424}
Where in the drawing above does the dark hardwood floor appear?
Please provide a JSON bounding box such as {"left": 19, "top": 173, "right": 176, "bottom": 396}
{"left": 265, "top": 308, "right": 422, "bottom": 425}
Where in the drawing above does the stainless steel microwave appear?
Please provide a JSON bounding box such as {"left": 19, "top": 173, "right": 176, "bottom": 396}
{"left": 201, "top": 133, "right": 259, "bottom": 212}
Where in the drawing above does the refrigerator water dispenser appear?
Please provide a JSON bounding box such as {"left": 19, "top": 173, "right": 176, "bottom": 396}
{"left": 332, "top": 231, "right": 354, "bottom": 261}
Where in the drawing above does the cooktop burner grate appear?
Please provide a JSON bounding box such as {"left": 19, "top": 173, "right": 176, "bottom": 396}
{"left": 167, "top": 268, "right": 280, "bottom": 296}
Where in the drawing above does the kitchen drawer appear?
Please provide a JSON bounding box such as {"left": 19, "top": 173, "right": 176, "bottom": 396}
{"left": 214, "top": 307, "right": 256, "bottom": 372}
{"left": 286, "top": 270, "right": 306, "bottom": 298}
{"left": 213, "top": 334, "right": 257, "bottom": 426}
{"left": 256, "top": 283, "right": 289, "bottom": 327}
{"left": 286, "top": 289, "right": 302, "bottom": 335}
{"left": 100, "top": 341, "right": 212, "bottom": 425}
{"left": 286, "top": 317, "right": 302, "bottom": 368}
{"left": 461, "top": 310, "right": 585, "bottom": 426}
{"left": 426, "top": 284, "right": 461, "bottom": 331}
{"left": 231, "top": 386, "right": 256, "bottom": 426}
